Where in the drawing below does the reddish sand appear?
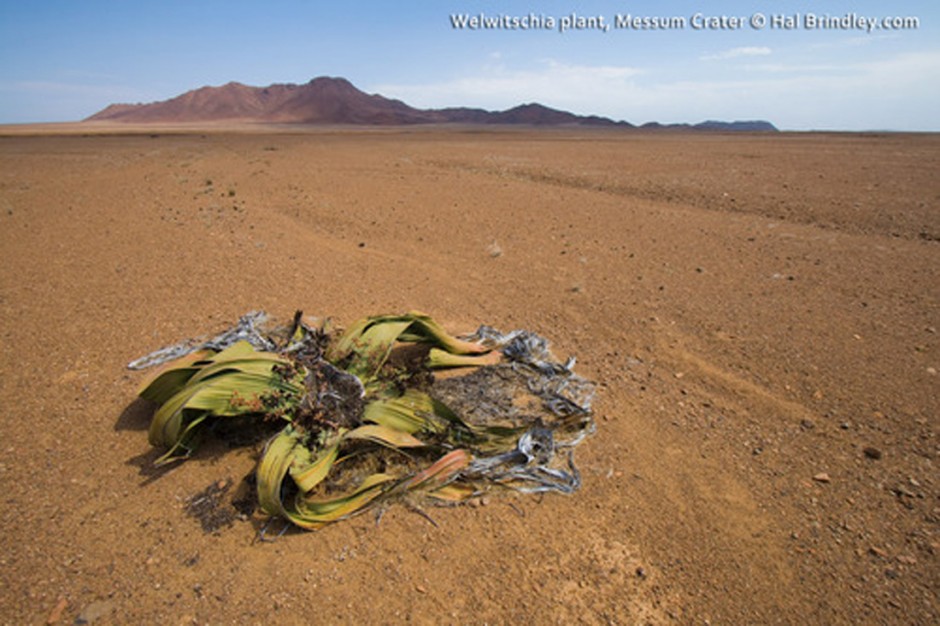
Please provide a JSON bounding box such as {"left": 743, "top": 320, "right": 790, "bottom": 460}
{"left": 0, "top": 125, "right": 937, "bottom": 624}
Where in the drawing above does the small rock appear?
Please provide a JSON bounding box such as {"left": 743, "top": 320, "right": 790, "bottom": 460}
{"left": 927, "top": 367, "right": 937, "bottom": 376}
{"left": 635, "top": 566, "right": 646, "bottom": 578}
{"left": 869, "top": 546, "right": 888, "bottom": 558}
{"left": 75, "top": 600, "right": 115, "bottom": 625}
{"left": 813, "top": 472, "right": 831, "bottom": 483}
{"left": 863, "top": 447, "right": 882, "bottom": 460}
{"left": 416, "top": 584, "right": 427, "bottom": 594}
{"left": 896, "top": 555, "right": 917, "bottom": 565}
{"left": 800, "top": 419, "right": 815, "bottom": 430}
{"left": 892, "top": 485, "right": 916, "bottom": 498}
{"left": 46, "top": 596, "right": 68, "bottom": 624}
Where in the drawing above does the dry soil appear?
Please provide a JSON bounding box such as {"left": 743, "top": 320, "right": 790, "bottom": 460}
{"left": 0, "top": 125, "right": 937, "bottom": 624}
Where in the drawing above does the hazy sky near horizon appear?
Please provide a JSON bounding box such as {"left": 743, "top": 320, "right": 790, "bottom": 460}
{"left": 1, "top": 1, "right": 937, "bottom": 130}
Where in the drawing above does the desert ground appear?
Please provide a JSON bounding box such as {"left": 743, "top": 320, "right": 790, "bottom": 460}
{"left": 0, "top": 125, "right": 937, "bottom": 624}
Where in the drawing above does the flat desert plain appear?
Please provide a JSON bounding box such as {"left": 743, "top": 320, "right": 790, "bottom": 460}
{"left": 0, "top": 126, "right": 937, "bottom": 624}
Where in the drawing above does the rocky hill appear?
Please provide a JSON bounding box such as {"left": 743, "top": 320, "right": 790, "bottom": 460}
{"left": 87, "top": 76, "right": 777, "bottom": 131}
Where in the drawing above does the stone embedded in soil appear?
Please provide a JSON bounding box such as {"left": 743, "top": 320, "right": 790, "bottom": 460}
{"left": 892, "top": 484, "right": 916, "bottom": 498}
{"left": 75, "top": 600, "right": 115, "bottom": 625}
{"left": 863, "top": 447, "right": 882, "bottom": 460}
{"left": 812, "top": 472, "right": 831, "bottom": 483}
{"left": 45, "top": 596, "right": 68, "bottom": 624}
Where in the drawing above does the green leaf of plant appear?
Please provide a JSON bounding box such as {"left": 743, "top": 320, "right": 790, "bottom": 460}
{"left": 362, "top": 389, "right": 446, "bottom": 434}
{"left": 182, "top": 371, "right": 300, "bottom": 415}
{"left": 400, "top": 312, "right": 490, "bottom": 355}
{"left": 289, "top": 442, "right": 340, "bottom": 492}
{"left": 293, "top": 473, "right": 395, "bottom": 523}
{"left": 427, "top": 348, "right": 501, "bottom": 369}
{"left": 154, "top": 412, "right": 209, "bottom": 466}
{"left": 138, "top": 350, "right": 214, "bottom": 404}
{"left": 256, "top": 428, "right": 302, "bottom": 518}
{"left": 344, "top": 424, "right": 426, "bottom": 448}
{"left": 327, "top": 312, "right": 492, "bottom": 384}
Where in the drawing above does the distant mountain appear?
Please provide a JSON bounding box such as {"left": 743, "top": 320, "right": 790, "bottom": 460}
{"left": 641, "top": 120, "right": 778, "bottom": 132}
{"left": 86, "top": 76, "right": 777, "bottom": 131}
{"left": 89, "top": 78, "right": 427, "bottom": 125}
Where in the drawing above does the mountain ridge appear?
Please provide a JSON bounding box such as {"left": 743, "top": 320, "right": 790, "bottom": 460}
{"left": 86, "top": 76, "right": 778, "bottom": 131}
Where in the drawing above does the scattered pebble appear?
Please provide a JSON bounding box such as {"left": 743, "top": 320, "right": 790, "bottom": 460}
{"left": 75, "top": 600, "right": 115, "bottom": 625}
{"left": 46, "top": 596, "right": 68, "bottom": 625}
{"left": 813, "top": 472, "right": 831, "bottom": 483}
{"left": 891, "top": 482, "right": 917, "bottom": 498}
{"left": 863, "top": 447, "right": 882, "bottom": 460}
{"left": 869, "top": 546, "right": 888, "bottom": 558}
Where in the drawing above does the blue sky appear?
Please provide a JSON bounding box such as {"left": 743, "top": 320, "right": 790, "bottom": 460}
{"left": 1, "top": 1, "right": 937, "bottom": 130}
